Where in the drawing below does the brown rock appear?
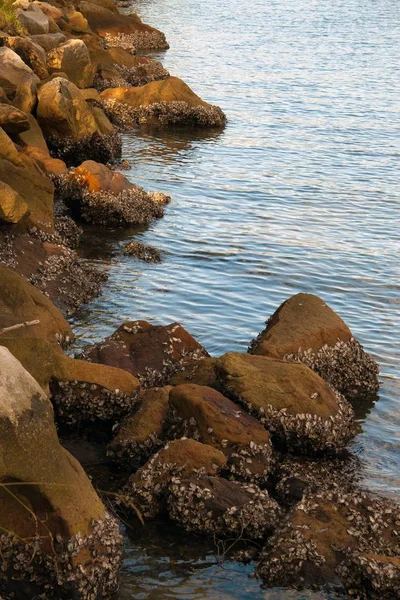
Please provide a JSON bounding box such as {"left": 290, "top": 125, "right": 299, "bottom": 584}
{"left": 16, "top": 3, "right": 50, "bottom": 35}
{"left": 167, "top": 356, "right": 220, "bottom": 388}
{"left": 70, "top": 159, "right": 135, "bottom": 194}
{"left": 46, "top": 39, "right": 94, "bottom": 88}
{"left": 81, "top": 320, "right": 209, "bottom": 388}
{"left": 30, "top": 32, "right": 67, "bottom": 52}
{"left": 15, "top": 113, "right": 48, "bottom": 151}
{"left": 338, "top": 553, "right": 400, "bottom": 599}
{"left": 168, "top": 384, "right": 273, "bottom": 483}
{"left": 0, "top": 46, "right": 39, "bottom": 97}
{"left": 0, "top": 102, "right": 30, "bottom": 134}
{"left": 2, "top": 35, "right": 49, "bottom": 79}
{"left": 216, "top": 352, "right": 355, "bottom": 454}
{"left": 123, "top": 438, "right": 227, "bottom": 518}
{"left": 108, "top": 386, "right": 172, "bottom": 469}
{"left": 0, "top": 181, "right": 28, "bottom": 223}
{"left": 12, "top": 74, "right": 38, "bottom": 113}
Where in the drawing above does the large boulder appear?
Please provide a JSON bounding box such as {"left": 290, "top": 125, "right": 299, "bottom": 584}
{"left": 0, "top": 181, "right": 28, "bottom": 224}
{"left": 78, "top": 1, "right": 169, "bottom": 50}
{"left": 216, "top": 352, "right": 355, "bottom": 454}
{"left": 30, "top": 32, "right": 67, "bottom": 52}
{"left": 167, "top": 384, "right": 273, "bottom": 483}
{"left": 16, "top": 2, "right": 50, "bottom": 34}
{"left": 0, "top": 102, "right": 29, "bottom": 134}
{"left": 37, "top": 76, "right": 120, "bottom": 165}
{"left": 0, "top": 128, "right": 54, "bottom": 232}
{"left": 168, "top": 475, "right": 281, "bottom": 540}
{"left": 1, "top": 35, "right": 49, "bottom": 79}
{"left": 122, "top": 438, "right": 227, "bottom": 518}
{"left": 46, "top": 39, "right": 94, "bottom": 88}
{"left": 257, "top": 485, "right": 400, "bottom": 591}
{"left": 80, "top": 320, "right": 209, "bottom": 388}
{"left": 249, "top": 294, "right": 379, "bottom": 399}
{"left": 0, "top": 263, "right": 72, "bottom": 345}
{"left": 101, "top": 76, "right": 226, "bottom": 129}
{"left": 108, "top": 386, "right": 172, "bottom": 469}
{"left": 0, "top": 46, "right": 39, "bottom": 97}
{"left": 0, "top": 347, "right": 122, "bottom": 599}
{"left": 12, "top": 74, "right": 38, "bottom": 113}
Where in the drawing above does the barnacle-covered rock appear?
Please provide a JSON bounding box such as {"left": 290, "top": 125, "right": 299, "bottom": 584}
{"left": 167, "top": 384, "right": 273, "bottom": 483}
{"left": 122, "top": 438, "right": 227, "bottom": 519}
{"left": 248, "top": 293, "right": 379, "bottom": 399}
{"left": 101, "top": 76, "right": 226, "bottom": 129}
{"left": 167, "top": 475, "right": 281, "bottom": 540}
{"left": 167, "top": 356, "right": 220, "bottom": 388}
{"left": 216, "top": 352, "right": 355, "bottom": 454}
{"left": 256, "top": 484, "right": 400, "bottom": 589}
{"left": 108, "top": 386, "right": 172, "bottom": 470}
{"left": 124, "top": 241, "right": 162, "bottom": 262}
{"left": 80, "top": 320, "right": 209, "bottom": 388}
{"left": 50, "top": 354, "right": 140, "bottom": 425}
{"left": 0, "top": 347, "right": 123, "bottom": 599}
{"left": 337, "top": 553, "right": 400, "bottom": 599}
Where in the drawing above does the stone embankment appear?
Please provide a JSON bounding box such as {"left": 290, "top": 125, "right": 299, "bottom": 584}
{"left": 0, "top": 0, "right": 398, "bottom": 598}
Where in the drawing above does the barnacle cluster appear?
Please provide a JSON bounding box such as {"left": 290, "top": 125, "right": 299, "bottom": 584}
{"left": 94, "top": 62, "right": 169, "bottom": 91}
{"left": 46, "top": 132, "right": 122, "bottom": 167}
{"left": 28, "top": 216, "right": 83, "bottom": 250}
{"left": 0, "top": 512, "right": 122, "bottom": 600}
{"left": 337, "top": 553, "right": 400, "bottom": 599}
{"left": 104, "top": 30, "right": 169, "bottom": 52}
{"left": 0, "top": 231, "right": 17, "bottom": 268}
{"left": 140, "top": 346, "right": 206, "bottom": 388}
{"left": 284, "top": 338, "right": 379, "bottom": 399}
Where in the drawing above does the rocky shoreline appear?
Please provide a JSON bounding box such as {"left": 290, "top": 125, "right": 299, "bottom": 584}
{"left": 0, "top": 0, "right": 398, "bottom": 599}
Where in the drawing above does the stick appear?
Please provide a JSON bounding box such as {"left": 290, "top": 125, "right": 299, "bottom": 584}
{"left": 0, "top": 320, "right": 40, "bottom": 335}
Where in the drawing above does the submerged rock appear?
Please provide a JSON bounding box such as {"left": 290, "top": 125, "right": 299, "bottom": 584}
{"left": 216, "top": 352, "right": 355, "bottom": 454}
{"left": 0, "top": 347, "right": 123, "bottom": 600}
{"left": 101, "top": 76, "right": 226, "bottom": 129}
{"left": 248, "top": 293, "right": 379, "bottom": 399}
{"left": 108, "top": 386, "right": 171, "bottom": 470}
{"left": 167, "top": 475, "right": 281, "bottom": 540}
{"left": 80, "top": 320, "right": 209, "bottom": 388}
{"left": 167, "top": 384, "right": 273, "bottom": 483}
{"left": 124, "top": 241, "right": 162, "bottom": 262}
{"left": 122, "top": 438, "right": 227, "bottom": 518}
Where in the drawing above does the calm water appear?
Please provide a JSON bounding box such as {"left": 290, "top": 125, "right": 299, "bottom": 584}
{"left": 71, "top": 0, "right": 400, "bottom": 596}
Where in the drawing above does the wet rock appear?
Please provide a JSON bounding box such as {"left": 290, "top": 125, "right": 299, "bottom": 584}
{"left": 124, "top": 241, "right": 162, "bottom": 262}
{"left": 256, "top": 484, "right": 400, "bottom": 589}
{"left": 50, "top": 353, "right": 140, "bottom": 426}
{"left": 167, "top": 384, "right": 273, "bottom": 484}
{"left": 0, "top": 128, "right": 54, "bottom": 233}
{"left": 337, "top": 553, "right": 400, "bottom": 599}
{"left": 80, "top": 320, "right": 209, "bottom": 388}
{"left": 12, "top": 74, "right": 37, "bottom": 113}
{"left": 0, "top": 347, "right": 123, "bottom": 600}
{"left": 79, "top": 1, "right": 169, "bottom": 50}
{"left": 0, "top": 181, "right": 28, "bottom": 224}
{"left": 1, "top": 35, "right": 49, "bottom": 79}
{"left": 216, "top": 352, "right": 355, "bottom": 454}
{"left": 249, "top": 293, "right": 379, "bottom": 399}
{"left": 168, "top": 475, "right": 281, "bottom": 540}
{"left": 0, "top": 262, "right": 72, "bottom": 346}
{"left": 37, "top": 76, "right": 121, "bottom": 166}
{"left": 122, "top": 438, "right": 227, "bottom": 519}
{"left": 46, "top": 39, "right": 94, "bottom": 88}
{"left": 108, "top": 386, "right": 172, "bottom": 470}
{"left": 16, "top": 2, "right": 50, "bottom": 34}
{"left": 0, "top": 102, "right": 29, "bottom": 134}
{"left": 101, "top": 76, "right": 226, "bottom": 129}
{"left": 0, "top": 46, "right": 39, "bottom": 97}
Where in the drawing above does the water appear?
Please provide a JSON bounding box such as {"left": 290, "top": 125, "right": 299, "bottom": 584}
{"left": 71, "top": 0, "right": 400, "bottom": 596}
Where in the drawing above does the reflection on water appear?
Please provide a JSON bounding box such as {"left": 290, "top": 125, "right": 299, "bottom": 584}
{"left": 71, "top": 0, "right": 400, "bottom": 596}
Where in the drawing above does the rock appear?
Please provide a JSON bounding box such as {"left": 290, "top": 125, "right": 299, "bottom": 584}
{"left": 168, "top": 384, "right": 273, "bottom": 483}
{"left": 123, "top": 241, "right": 162, "bottom": 262}
{"left": 108, "top": 386, "right": 172, "bottom": 469}
{"left": 1, "top": 35, "right": 49, "bottom": 79}
{"left": 0, "top": 102, "right": 29, "bottom": 133}
{"left": 16, "top": 3, "right": 49, "bottom": 34}
{"left": 15, "top": 113, "right": 48, "bottom": 150}
{"left": 78, "top": 1, "right": 169, "bottom": 50}
{"left": 216, "top": 352, "right": 355, "bottom": 454}
{"left": 0, "top": 46, "right": 39, "bottom": 97}
{"left": 167, "top": 356, "right": 220, "bottom": 388}
{"left": 30, "top": 32, "right": 67, "bottom": 52}
{"left": 22, "top": 144, "right": 67, "bottom": 176}
{"left": 32, "top": 1, "right": 64, "bottom": 22}
{"left": 80, "top": 86, "right": 101, "bottom": 102}
{"left": 0, "top": 263, "right": 72, "bottom": 345}
{"left": 56, "top": 160, "right": 169, "bottom": 226}
{"left": 0, "top": 128, "right": 54, "bottom": 232}
{"left": 50, "top": 353, "right": 141, "bottom": 426}
{"left": 101, "top": 76, "right": 226, "bottom": 129}
{"left": 257, "top": 485, "right": 400, "bottom": 589}
{"left": 0, "top": 86, "right": 10, "bottom": 103}
{"left": 0, "top": 347, "right": 123, "bottom": 599}
{"left": 248, "top": 294, "right": 379, "bottom": 399}
{"left": 37, "top": 76, "right": 121, "bottom": 165}
{"left": 0, "top": 181, "right": 28, "bottom": 224}
{"left": 46, "top": 39, "right": 94, "bottom": 88}
{"left": 80, "top": 320, "right": 209, "bottom": 388}
{"left": 12, "top": 74, "right": 37, "bottom": 113}
{"left": 337, "top": 554, "right": 400, "bottom": 600}
{"left": 168, "top": 475, "right": 281, "bottom": 540}
{"left": 122, "top": 438, "right": 227, "bottom": 518}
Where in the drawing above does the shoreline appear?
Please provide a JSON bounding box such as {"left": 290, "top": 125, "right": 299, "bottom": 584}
{"left": 0, "top": 0, "right": 399, "bottom": 598}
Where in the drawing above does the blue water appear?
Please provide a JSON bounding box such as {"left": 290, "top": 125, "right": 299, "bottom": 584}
{"left": 71, "top": 0, "right": 400, "bottom": 596}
